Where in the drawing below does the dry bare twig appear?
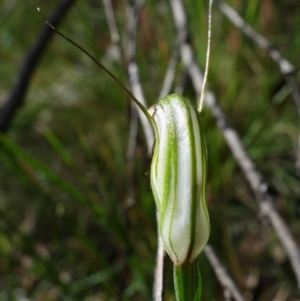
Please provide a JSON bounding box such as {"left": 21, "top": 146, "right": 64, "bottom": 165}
{"left": 102, "top": 0, "right": 137, "bottom": 207}
{"left": 153, "top": 232, "right": 166, "bottom": 301}
{"left": 102, "top": 0, "right": 121, "bottom": 45}
{"left": 205, "top": 245, "right": 246, "bottom": 301}
{"left": 125, "top": 0, "right": 154, "bottom": 154}
{"left": 0, "top": 0, "right": 76, "bottom": 132}
{"left": 271, "top": 286, "right": 289, "bottom": 301}
{"left": 170, "top": 0, "right": 300, "bottom": 289}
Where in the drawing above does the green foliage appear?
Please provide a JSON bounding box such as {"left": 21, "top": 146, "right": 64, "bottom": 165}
{"left": 0, "top": 1, "right": 300, "bottom": 300}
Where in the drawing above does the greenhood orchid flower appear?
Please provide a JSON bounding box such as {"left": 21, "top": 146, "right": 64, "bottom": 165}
{"left": 150, "top": 94, "right": 210, "bottom": 266}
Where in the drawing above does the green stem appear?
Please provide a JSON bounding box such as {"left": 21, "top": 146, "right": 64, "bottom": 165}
{"left": 173, "top": 260, "right": 202, "bottom": 301}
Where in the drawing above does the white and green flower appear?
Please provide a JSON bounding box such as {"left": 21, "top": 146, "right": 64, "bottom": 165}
{"left": 150, "top": 94, "right": 210, "bottom": 266}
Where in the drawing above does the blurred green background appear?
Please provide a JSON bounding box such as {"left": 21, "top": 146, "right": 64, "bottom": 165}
{"left": 0, "top": 0, "right": 300, "bottom": 300}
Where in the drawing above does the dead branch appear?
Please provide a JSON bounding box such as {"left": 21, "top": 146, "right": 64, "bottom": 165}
{"left": 0, "top": 0, "right": 76, "bottom": 132}
{"left": 125, "top": 0, "right": 154, "bottom": 154}
{"left": 204, "top": 245, "right": 246, "bottom": 301}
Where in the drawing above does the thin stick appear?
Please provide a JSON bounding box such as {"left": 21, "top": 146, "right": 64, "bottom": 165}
{"left": 198, "top": 0, "right": 213, "bottom": 113}
{"left": 0, "top": 0, "right": 75, "bottom": 132}
{"left": 102, "top": 0, "right": 120, "bottom": 44}
{"left": 101, "top": 0, "right": 138, "bottom": 207}
{"left": 271, "top": 287, "right": 289, "bottom": 301}
{"left": 204, "top": 245, "right": 246, "bottom": 301}
{"left": 124, "top": 0, "right": 155, "bottom": 154}
{"left": 153, "top": 235, "right": 165, "bottom": 301}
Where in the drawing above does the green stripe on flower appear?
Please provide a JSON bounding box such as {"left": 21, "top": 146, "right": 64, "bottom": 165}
{"left": 150, "top": 94, "right": 210, "bottom": 266}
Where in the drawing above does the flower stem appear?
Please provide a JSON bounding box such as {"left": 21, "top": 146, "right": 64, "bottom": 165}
{"left": 173, "top": 259, "right": 202, "bottom": 301}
